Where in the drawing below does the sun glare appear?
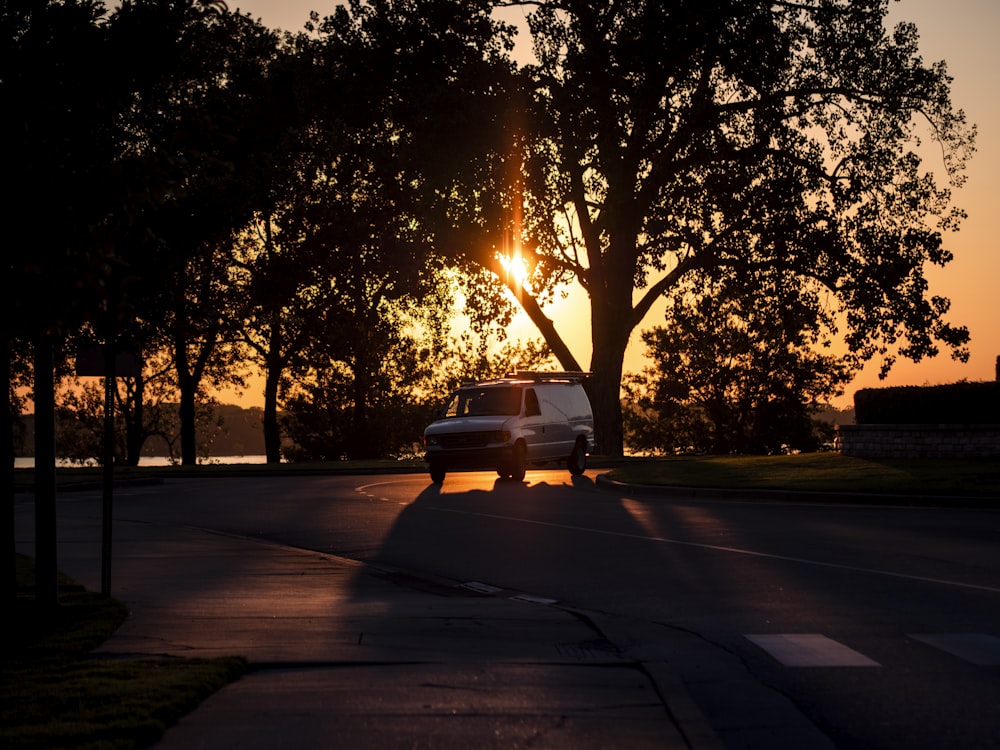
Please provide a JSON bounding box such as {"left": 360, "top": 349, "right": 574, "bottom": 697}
{"left": 498, "top": 247, "right": 531, "bottom": 292}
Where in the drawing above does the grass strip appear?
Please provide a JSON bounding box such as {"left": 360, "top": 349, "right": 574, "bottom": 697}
{"left": 2, "top": 555, "right": 247, "bottom": 750}
{"left": 14, "top": 454, "right": 1000, "bottom": 502}
{"left": 604, "top": 453, "right": 1000, "bottom": 502}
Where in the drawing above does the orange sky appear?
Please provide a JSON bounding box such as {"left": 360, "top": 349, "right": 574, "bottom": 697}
{"left": 228, "top": 0, "right": 999, "bottom": 408}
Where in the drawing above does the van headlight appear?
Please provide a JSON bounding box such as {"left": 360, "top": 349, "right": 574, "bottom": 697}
{"left": 424, "top": 435, "right": 439, "bottom": 447}
{"left": 491, "top": 431, "right": 511, "bottom": 444}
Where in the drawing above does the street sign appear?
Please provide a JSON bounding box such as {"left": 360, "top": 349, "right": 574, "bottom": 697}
{"left": 75, "top": 345, "right": 142, "bottom": 377}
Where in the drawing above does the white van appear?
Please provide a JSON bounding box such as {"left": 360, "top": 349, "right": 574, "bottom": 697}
{"left": 423, "top": 371, "right": 595, "bottom": 484}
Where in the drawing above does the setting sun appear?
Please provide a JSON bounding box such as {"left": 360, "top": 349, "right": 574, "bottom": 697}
{"left": 497, "top": 247, "right": 531, "bottom": 292}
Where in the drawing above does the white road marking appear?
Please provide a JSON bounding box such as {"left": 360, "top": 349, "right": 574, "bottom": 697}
{"left": 510, "top": 594, "right": 559, "bottom": 605}
{"left": 461, "top": 581, "right": 504, "bottom": 594}
{"left": 426, "top": 507, "right": 1000, "bottom": 594}
{"left": 355, "top": 479, "right": 421, "bottom": 493}
{"left": 909, "top": 634, "right": 1000, "bottom": 666}
{"left": 745, "top": 634, "right": 881, "bottom": 667}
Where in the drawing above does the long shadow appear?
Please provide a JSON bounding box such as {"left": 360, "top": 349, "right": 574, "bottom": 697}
{"left": 357, "top": 471, "right": 661, "bottom": 601}
{"left": 19, "top": 473, "right": 997, "bottom": 747}
{"left": 332, "top": 470, "right": 700, "bottom": 744}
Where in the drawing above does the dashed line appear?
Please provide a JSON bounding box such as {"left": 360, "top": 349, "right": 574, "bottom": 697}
{"left": 458, "top": 580, "right": 559, "bottom": 605}
{"left": 460, "top": 581, "right": 504, "bottom": 595}
{"left": 510, "top": 593, "right": 559, "bottom": 605}
{"left": 428, "top": 506, "right": 1000, "bottom": 594}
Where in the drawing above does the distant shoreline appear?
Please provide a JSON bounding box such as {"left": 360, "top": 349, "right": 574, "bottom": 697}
{"left": 14, "top": 455, "right": 269, "bottom": 469}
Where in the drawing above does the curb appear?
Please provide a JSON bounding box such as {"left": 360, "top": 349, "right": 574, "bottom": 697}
{"left": 593, "top": 473, "right": 1000, "bottom": 509}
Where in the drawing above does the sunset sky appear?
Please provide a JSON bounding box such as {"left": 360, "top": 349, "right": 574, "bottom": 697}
{"left": 230, "top": 0, "right": 999, "bottom": 408}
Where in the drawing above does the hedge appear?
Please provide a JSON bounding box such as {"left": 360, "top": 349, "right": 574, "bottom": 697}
{"left": 854, "top": 381, "right": 1000, "bottom": 424}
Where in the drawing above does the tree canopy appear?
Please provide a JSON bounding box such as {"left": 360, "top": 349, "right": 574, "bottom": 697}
{"left": 3, "top": 0, "right": 978, "bottom": 470}
{"left": 624, "top": 269, "right": 851, "bottom": 455}
{"left": 481, "top": 0, "right": 974, "bottom": 454}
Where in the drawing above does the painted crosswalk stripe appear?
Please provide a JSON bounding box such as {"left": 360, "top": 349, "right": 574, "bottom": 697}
{"left": 746, "top": 634, "right": 880, "bottom": 667}
{"left": 909, "top": 634, "right": 1000, "bottom": 666}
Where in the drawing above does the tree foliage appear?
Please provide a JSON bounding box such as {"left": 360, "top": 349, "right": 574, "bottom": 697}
{"left": 624, "top": 271, "right": 850, "bottom": 455}
{"left": 241, "top": 12, "right": 460, "bottom": 461}
{"left": 308, "top": 0, "right": 525, "bottom": 330}
{"left": 280, "top": 330, "right": 553, "bottom": 461}
{"left": 2, "top": 0, "right": 127, "bottom": 603}
{"left": 3, "top": 0, "right": 124, "bottom": 340}
{"left": 108, "top": 3, "right": 283, "bottom": 465}
{"left": 4, "top": 0, "right": 979, "bottom": 481}
{"left": 492, "top": 0, "right": 975, "bottom": 454}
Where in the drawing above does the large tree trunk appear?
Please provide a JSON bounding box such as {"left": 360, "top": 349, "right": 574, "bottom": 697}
{"left": 588, "top": 358, "right": 626, "bottom": 457}
{"left": 351, "top": 322, "right": 374, "bottom": 460}
{"left": 178, "top": 380, "right": 197, "bottom": 466}
{"left": 174, "top": 329, "right": 198, "bottom": 467}
{"left": 584, "top": 239, "right": 642, "bottom": 456}
{"left": 122, "top": 375, "right": 146, "bottom": 467}
{"left": 263, "top": 355, "right": 281, "bottom": 464}
{"left": 174, "top": 311, "right": 218, "bottom": 467}
{"left": 588, "top": 300, "right": 631, "bottom": 457}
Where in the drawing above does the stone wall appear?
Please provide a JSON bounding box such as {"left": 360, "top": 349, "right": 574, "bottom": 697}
{"left": 836, "top": 424, "right": 1000, "bottom": 459}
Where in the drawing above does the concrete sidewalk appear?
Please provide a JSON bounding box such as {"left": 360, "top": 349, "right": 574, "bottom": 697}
{"left": 15, "top": 489, "right": 838, "bottom": 750}
{"left": 15, "top": 504, "right": 726, "bottom": 749}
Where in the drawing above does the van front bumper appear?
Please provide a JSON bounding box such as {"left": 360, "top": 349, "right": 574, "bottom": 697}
{"left": 423, "top": 445, "right": 515, "bottom": 470}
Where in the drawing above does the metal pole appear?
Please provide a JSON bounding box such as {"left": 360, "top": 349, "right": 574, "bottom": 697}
{"left": 33, "top": 336, "right": 58, "bottom": 609}
{"left": 101, "top": 340, "right": 115, "bottom": 597}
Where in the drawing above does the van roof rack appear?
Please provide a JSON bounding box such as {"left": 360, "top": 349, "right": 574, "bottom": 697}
{"left": 504, "top": 370, "right": 592, "bottom": 383}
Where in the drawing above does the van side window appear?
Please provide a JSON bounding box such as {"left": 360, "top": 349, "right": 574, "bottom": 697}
{"left": 525, "top": 388, "right": 541, "bottom": 416}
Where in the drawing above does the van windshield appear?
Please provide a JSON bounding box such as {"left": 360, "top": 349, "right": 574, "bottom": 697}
{"left": 444, "top": 386, "right": 523, "bottom": 417}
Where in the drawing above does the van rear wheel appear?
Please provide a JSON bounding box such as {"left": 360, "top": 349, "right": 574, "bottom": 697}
{"left": 567, "top": 441, "right": 587, "bottom": 476}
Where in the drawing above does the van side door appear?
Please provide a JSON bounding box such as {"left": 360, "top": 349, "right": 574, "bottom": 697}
{"left": 522, "top": 387, "right": 546, "bottom": 460}
{"left": 533, "top": 384, "right": 572, "bottom": 460}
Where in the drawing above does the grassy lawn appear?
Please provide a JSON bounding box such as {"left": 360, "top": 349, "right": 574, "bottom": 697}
{"left": 603, "top": 452, "right": 1000, "bottom": 503}
{"left": 12, "top": 459, "right": 431, "bottom": 491}
{"left": 2, "top": 555, "right": 246, "bottom": 750}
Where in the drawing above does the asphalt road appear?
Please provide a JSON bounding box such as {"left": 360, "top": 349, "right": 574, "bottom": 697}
{"left": 33, "top": 469, "right": 1000, "bottom": 749}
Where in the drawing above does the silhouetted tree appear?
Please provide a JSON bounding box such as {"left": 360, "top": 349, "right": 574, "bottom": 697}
{"left": 281, "top": 332, "right": 552, "bottom": 461}
{"left": 111, "top": 3, "right": 282, "bottom": 465}
{"left": 226, "top": 40, "right": 314, "bottom": 464}
{"left": 624, "top": 271, "right": 850, "bottom": 454}
{"left": 251, "top": 8, "right": 491, "bottom": 460}
{"left": 2, "top": 0, "right": 130, "bottom": 604}
{"left": 442, "top": 1, "right": 974, "bottom": 456}
{"left": 308, "top": 0, "right": 524, "bottom": 329}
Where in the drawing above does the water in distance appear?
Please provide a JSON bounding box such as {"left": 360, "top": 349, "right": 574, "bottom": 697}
{"left": 14, "top": 455, "right": 268, "bottom": 469}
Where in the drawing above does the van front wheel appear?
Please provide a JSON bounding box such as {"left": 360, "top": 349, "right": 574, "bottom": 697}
{"left": 567, "top": 442, "right": 587, "bottom": 476}
{"left": 430, "top": 464, "right": 446, "bottom": 484}
{"left": 510, "top": 443, "right": 527, "bottom": 482}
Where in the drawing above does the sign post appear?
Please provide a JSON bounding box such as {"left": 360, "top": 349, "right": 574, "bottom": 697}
{"left": 77, "top": 344, "right": 142, "bottom": 597}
